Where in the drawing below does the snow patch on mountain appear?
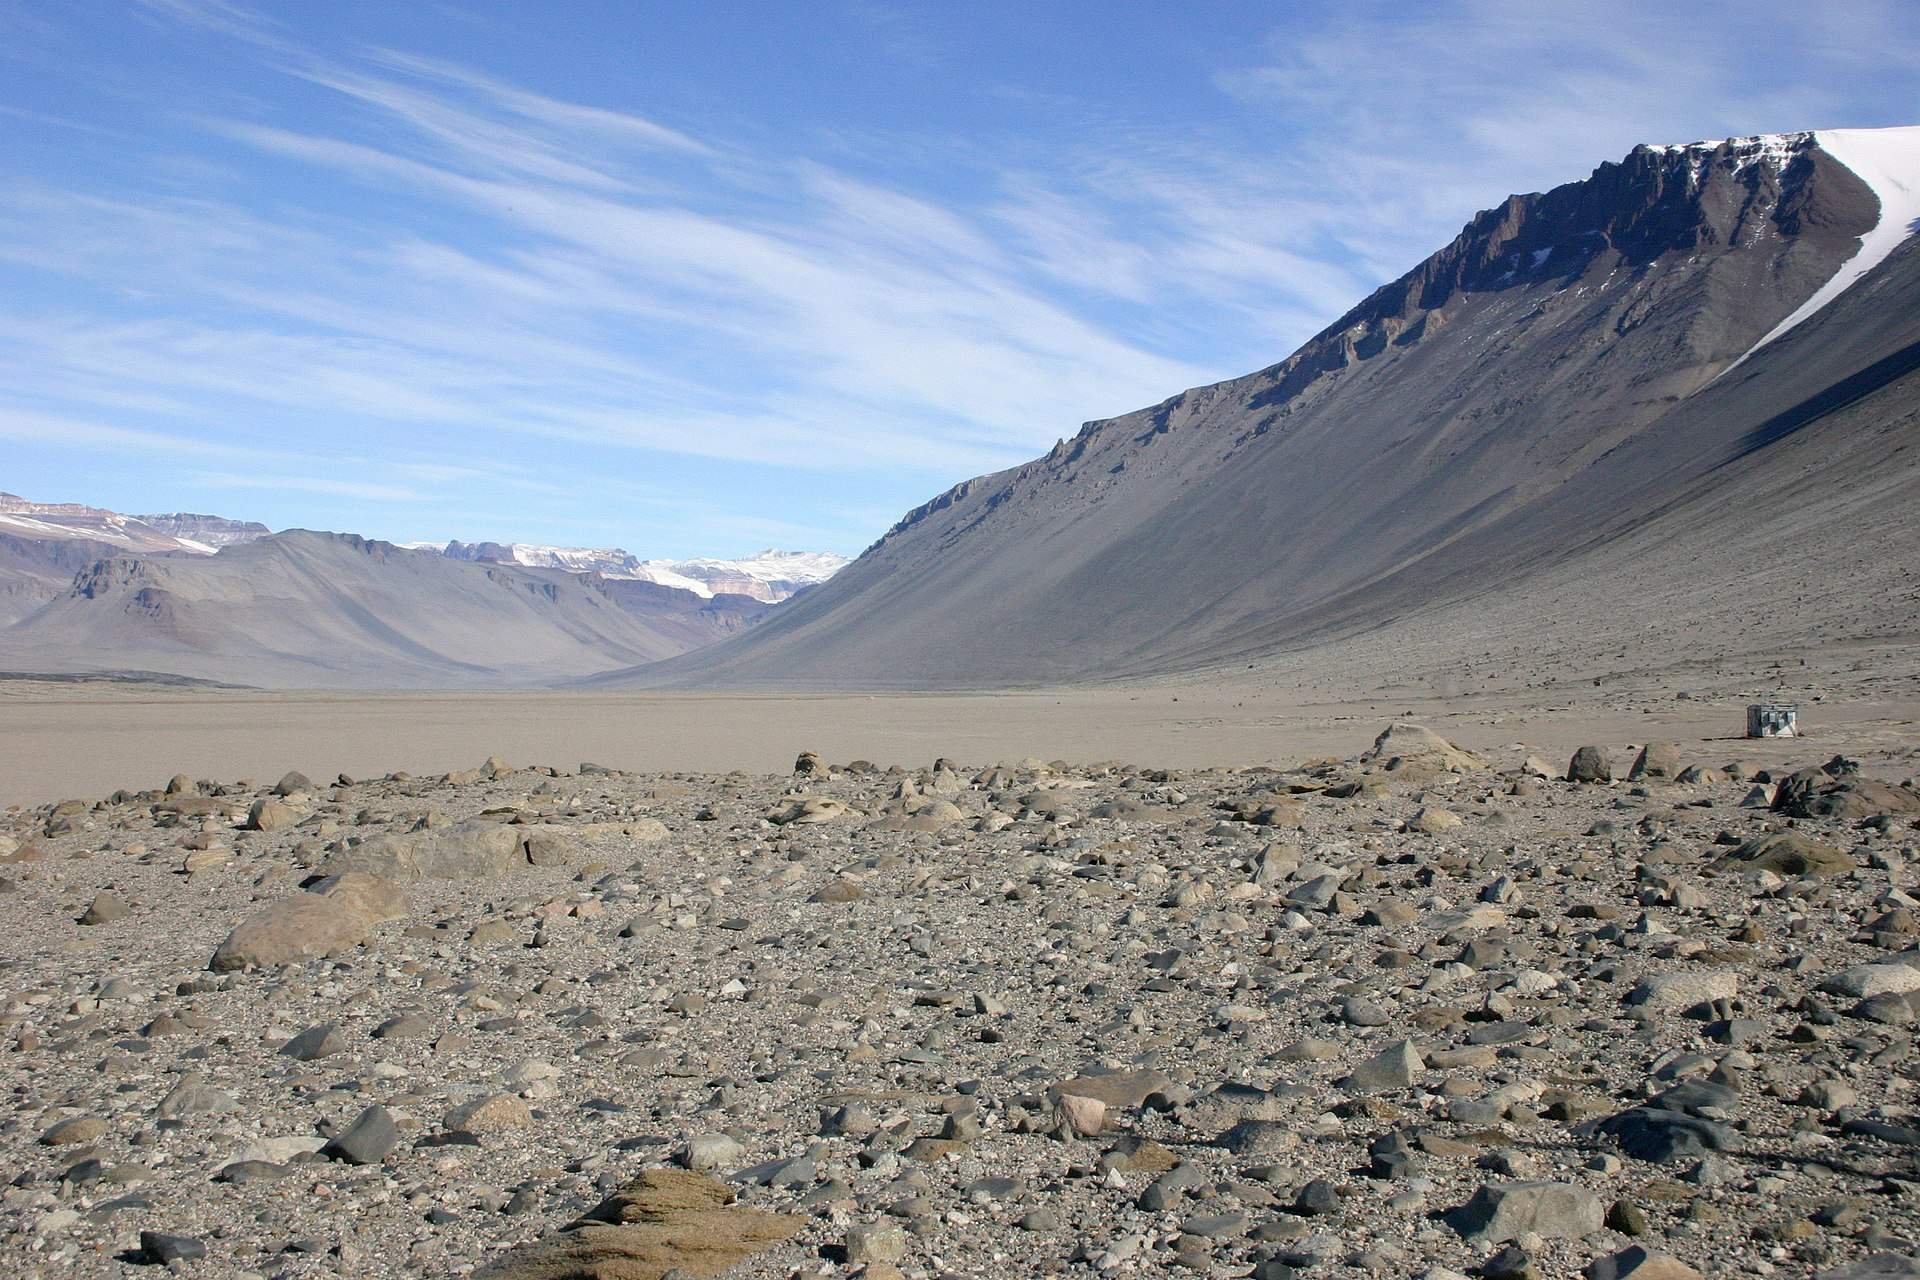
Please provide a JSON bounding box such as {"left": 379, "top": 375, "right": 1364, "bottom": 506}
{"left": 635, "top": 550, "right": 850, "bottom": 602}
{"left": 0, "top": 493, "right": 246, "bottom": 555}
{"left": 414, "top": 538, "right": 849, "bottom": 603}
{"left": 134, "top": 512, "right": 272, "bottom": 551}
{"left": 1723, "top": 124, "right": 1920, "bottom": 371}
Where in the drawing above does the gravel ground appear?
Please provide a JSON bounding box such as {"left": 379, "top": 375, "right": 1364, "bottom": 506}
{"left": 3, "top": 725, "right": 1919, "bottom": 1280}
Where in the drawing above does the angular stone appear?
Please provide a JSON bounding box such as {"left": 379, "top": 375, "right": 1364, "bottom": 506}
{"left": 1628, "top": 744, "right": 1683, "bottom": 782}
{"left": 1587, "top": 1246, "right": 1705, "bottom": 1280}
{"left": 1814, "top": 1257, "right": 1920, "bottom": 1280}
{"left": 681, "top": 1133, "right": 745, "bottom": 1172}
{"left": 139, "top": 1232, "right": 207, "bottom": 1265}
{"left": 1821, "top": 963, "right": 1920, "bottom": 1000}
{"left": 1447, "top": 1181, "right": 1603, "bottom": 1244}
{"left": 79, "top": 893, "right": 130, "bottom": 925}
{"left": 1409, "top": 807, "right": 1463, "bottom": 834}
{"left": 809, "top": 878, "right": 863, "bottom": 903}
{"left": 41, "top": 1115, "right": 106, "bottom": 1146}
{"left": 1056, "top": 1094, "right": 1107, "bottom": 1136}
{"left": 1343, "top": 1039, "right": 1424, "bottom": 1092}
{"left": 846, "top": 1221, "right": 908, "bottom": 1265}
{"left": 1715, "top": 831, "right": 1851, "bottom": 876}
{"left": 1567, "top": 747, "right": 1613, "bottom": 784}
{"left": 1050, "top": 1068, "right": 1173, "bottom": 1110}
{"left": 1597, "top": 1108, "right": 1734, "bottom": 1163}
{"left": 322, "top": 1106, "right": 399, "bottom": 1165}
{"left": 280, "top": 1023, "right": 345, "bottom": 1061}
{"left": 1626, "top": 970, "right": 1738, "bottom": 1015}
{"left": 1362, "top": 724, "right": 1487, "bottom": 773}
{"left": 157, "top": 1074, "right": 239, "bottom": 1120}
{"left": 246, "top": 798, "right": 297, "bottom": 832}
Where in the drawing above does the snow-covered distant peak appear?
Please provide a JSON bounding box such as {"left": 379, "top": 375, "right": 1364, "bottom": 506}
{"left": 133, "top": 512, "right": 271, "bottom": 551}
{"left": 633, "top": 549, "right": 850, "bottom": 602}
{"left": 1722, "top": 124, "right": 1920, "bottom": 371}
{"left": 418, "top": 539, "right": 850, "bottom": 603}
{"left": 0, "top": 493, "right": 249, "bottom": 555}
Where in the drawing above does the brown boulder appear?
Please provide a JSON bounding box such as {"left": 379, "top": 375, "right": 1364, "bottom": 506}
{"left": 211, "top": 895, "right": 370, "bottom": 971}
{"left": 1361, "top": 723, "right": 1487, "bottom": 774}
{"left": 307, "top": 872, "right": 409, "bottom": 923}
{"left": 1048, "top": 1067, "right": 1174, "bottom": 1110}
{"left": 321, "top": 821, "right": 526, "bottom": 881}
{"left": 246, "top": 798, "right": 297, "bottom": 832}
{"left": 1714, "top": 830, "right": 1852, "bottom": 877}
{"left": 1776, "top": 775, "right": 1920, "bottom": 821}
{"left": 1628, "top": 744, "right": 1683, "bottom": 782}
{"left": 472, "top": 1168, "right": 799, "bottom": 1280}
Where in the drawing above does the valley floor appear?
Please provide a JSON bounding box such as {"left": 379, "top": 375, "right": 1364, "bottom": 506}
{"left": 2, "top": 633, "right": 1918, "bottom": 810}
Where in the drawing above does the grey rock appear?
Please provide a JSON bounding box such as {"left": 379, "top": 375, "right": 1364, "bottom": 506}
{"left": 279, "top": 1023, "right": 345, "bottom": 1061}
{"left": 1447, "top": 1180, "right": 1603, "bottom": 1244}
{"left": 322, "top": 1106, "right": 399, "bottom": 1165}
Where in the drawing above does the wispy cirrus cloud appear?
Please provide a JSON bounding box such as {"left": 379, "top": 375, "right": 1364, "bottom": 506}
{"left": 7, "top": 0, "right": 1917, "bottom": 556}
{"left": 191, "top": 471, "right": 425, "bottom": 502}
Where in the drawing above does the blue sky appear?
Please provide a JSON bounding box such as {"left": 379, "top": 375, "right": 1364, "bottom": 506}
{"left": 3, "top": 1, "right": 1917, "bottom": 557}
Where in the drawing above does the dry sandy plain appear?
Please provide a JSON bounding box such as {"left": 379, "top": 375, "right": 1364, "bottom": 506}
{"left": 5, "top": 635, "right": 1917, "bottom": 809}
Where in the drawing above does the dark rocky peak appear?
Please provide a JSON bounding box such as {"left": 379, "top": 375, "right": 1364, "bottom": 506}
{"left": 442, "top": 540, "right": 517, "bottom": 563}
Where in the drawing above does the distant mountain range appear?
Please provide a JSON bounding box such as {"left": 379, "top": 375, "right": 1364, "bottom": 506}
{"left": 7, "top": 126, "right": 1918, "bottom": 691}
{"left": 0, "top": 493, "right": 845, "bottom": 685}
{"left": 0, "top": 492, "right": 269, "bottom": 558}
{"left": 404, "top": 541, "right": 847, "bottom": 603}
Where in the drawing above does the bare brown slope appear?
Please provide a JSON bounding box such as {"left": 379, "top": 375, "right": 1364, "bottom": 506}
{"left": 0, "top": 532, "right": 126, "bottom": 627}
{"left": 0, "top": 531, "right": 733, "bottom": 689}
{"left": 607, "top": 135, "right": 1906, "bottom": 689}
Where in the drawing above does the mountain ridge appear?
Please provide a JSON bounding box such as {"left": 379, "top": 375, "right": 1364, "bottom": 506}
{"left": 601, "top": 126, "right": 1920, "bottom": 690}
{"left": 0, "top": 529, "right": 777, "bottom": 688}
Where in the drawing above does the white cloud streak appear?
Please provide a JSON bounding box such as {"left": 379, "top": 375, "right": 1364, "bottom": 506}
{"left": 7, "top": 0, "right": 1917, "bottom": 553}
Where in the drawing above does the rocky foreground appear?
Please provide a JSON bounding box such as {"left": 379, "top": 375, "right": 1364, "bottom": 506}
{"left": 3, "top": 726, "right": 1920, "bottom": 1280}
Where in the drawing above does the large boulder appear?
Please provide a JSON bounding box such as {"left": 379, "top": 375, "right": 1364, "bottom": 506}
{"left": 245, "top": 798, "right": 297, "bottom": 832}
{"left": 210, "top": 895, "right": 372, "bottom": 972}
{"left": 304, "top": 872, "right": 408, "bottom": 923}
{"left": 1360, "top": 724, "right": 1486, "bottom": 774}
{"left": 1628, "top": 743, "right": 1683, "bottom": 782}
{"left": 321, "top": 821, "right": 526, "bottom": 881}
{"left": 209, "top": 873, "right": 407, "bottom": 971}
{"left": 1714, "top": 830, "right": 1852, "bottom": 876}
{"left": 1776, "top": 772, "right": 1920, "bottom": 820}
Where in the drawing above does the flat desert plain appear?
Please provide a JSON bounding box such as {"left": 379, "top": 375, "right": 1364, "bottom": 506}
{"left": 4, "top": 636, "right": 1918, "bottom": 808}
